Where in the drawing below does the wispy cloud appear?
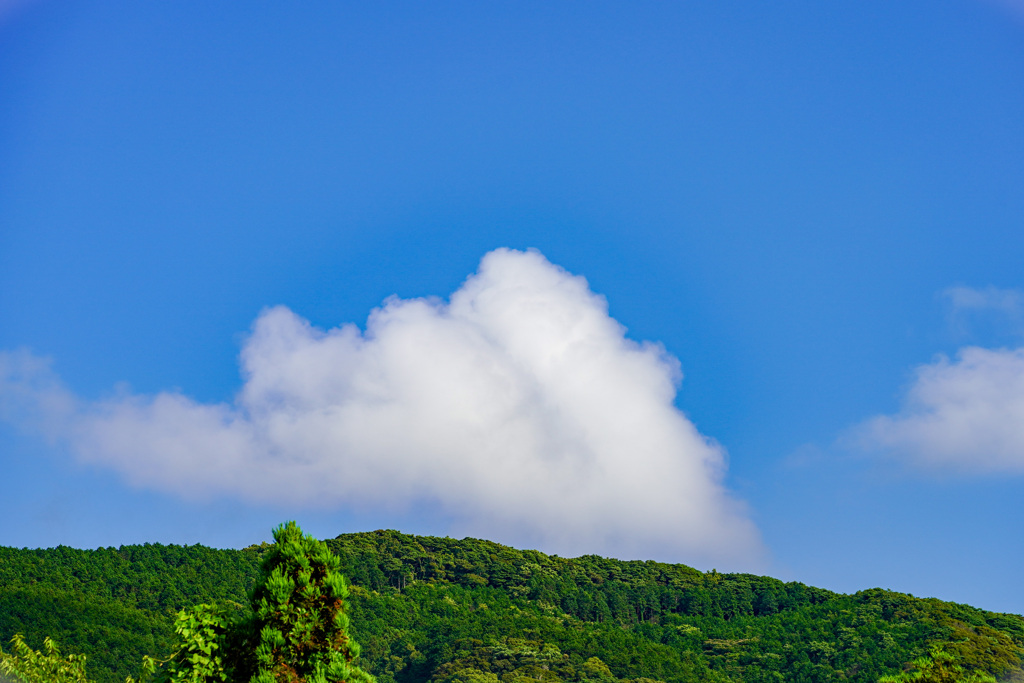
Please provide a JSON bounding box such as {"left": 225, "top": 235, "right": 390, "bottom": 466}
{"left": 0, "top": 248, "right": 761, "bottom": 566}
{"left": 943, "top": 285, "right": 1024, "bottom": 340}
{"left": 944, "top": 284, "right": 1023, "bottom": 318}
{"left": 850, "top": 346, "right": 1024, "bottom": 473}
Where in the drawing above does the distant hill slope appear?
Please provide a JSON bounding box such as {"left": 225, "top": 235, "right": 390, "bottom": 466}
{"left": 1, "top": 529, "right": 1021, "bottom": 683}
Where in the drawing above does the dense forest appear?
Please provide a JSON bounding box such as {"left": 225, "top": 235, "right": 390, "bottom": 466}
{"left": 1, "top": 528, "right": 1022, "bottom": 683}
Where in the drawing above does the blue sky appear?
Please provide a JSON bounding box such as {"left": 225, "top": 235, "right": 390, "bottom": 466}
{"left": 2, "top": 1, "right": 1024, "bottom": 614}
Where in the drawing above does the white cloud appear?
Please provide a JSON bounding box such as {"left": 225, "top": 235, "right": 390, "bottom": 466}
{"left": 852, "top": 346, "right": 1024, "bottom": 473}
{"left": 853, "top": 285, "right": 1024, "bottom": 472}
{"left": 0, "top": 248, "right": 760, "bottom": 566}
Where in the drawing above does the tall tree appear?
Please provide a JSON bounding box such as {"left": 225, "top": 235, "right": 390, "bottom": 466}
{"left": 248, "top": 521, "right": 374, "bottom": 683}
{"left": 138, "top": 521, "right": 375, "bottom": 683}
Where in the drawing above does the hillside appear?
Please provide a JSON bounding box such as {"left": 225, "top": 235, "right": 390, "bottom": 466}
{"left": 1, "top": 529, "right": 1021, "bottom": 683}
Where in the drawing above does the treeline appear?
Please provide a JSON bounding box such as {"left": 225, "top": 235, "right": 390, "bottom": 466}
{"left": 2, "top": 529, "right": 1022, "bottom": 683}
{"left": 0, "top": 543, "right": 260, "bottom": 678}
{"left": 326, "top": 531, "right": 1023, "bottom": 682}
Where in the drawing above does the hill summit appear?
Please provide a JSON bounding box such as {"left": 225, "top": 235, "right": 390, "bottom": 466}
{"left": 1, "top": 528, "right": 1022, "bottom": 683}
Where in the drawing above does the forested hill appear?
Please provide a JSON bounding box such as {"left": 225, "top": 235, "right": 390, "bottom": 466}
{"left": 2, "top": 529, "right": 1023, "bottom": 683}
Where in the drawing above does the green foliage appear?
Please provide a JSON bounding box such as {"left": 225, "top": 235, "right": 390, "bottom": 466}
{"left": 427, "top": 638, "right": 650, "bottom": 683}
{"left": 0, "top": 634, "right": 90, "bottom": 683}
{"left": 248, "top": 522, "right": 374, "bottom": 683}
{"left": 878, "top": 647, "right": 997, "bottom": 683}
{"left": 0, "top": 543, "right": 261, "bottom": 612}
{"left": 2, "top": 528, "right": 1022, "bottom": 683}
{"left": 131, "top": 603, "right": 246, "bottom": 683}
{"left": 324, "top": 531, "right": 1023, "bottom": 683}
{"left": 131, "top": 522, "right": 373, "bottom": 683}
{"left": 0, "top": 541, "right": 261, "bottom": 682}
{"left": 0, "top": 585, "right": 170, "bottom": 679}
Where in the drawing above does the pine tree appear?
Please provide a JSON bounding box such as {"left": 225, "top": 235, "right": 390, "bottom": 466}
{"left": 248, "top": 522, "right": 374, "bottom": 683}
{"left": 133, "top": 522, "right": 375, "bottom": 683}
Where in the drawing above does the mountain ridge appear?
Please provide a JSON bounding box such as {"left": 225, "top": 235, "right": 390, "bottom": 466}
{"left": 1, "top": 528, "right": 1021, "bottom": 683}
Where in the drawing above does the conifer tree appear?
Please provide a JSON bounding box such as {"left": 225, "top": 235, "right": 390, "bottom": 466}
{"left": 133, "top": 521, "right": 374, "bottom": 683}
{"left": 248, "top": 521, "right": 374, "bottom": 683}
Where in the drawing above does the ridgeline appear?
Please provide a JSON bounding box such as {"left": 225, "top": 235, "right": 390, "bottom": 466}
{"left": 1, "top": 529, "right": 1021, "bottom": 683}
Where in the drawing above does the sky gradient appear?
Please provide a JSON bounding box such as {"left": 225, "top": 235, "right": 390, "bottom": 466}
{"left": 2, "top": 1, "right": 1024, "bottom": 615}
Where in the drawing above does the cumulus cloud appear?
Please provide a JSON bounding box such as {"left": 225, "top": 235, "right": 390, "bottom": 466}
{"left": 853, "top": 285, "right": 1024, "bottom": 472}
{"left": 0, "top": 248, "right": 760, "bottom": 566}
{"left": 851, "top": 346, "right": 1024, "bottom": 473}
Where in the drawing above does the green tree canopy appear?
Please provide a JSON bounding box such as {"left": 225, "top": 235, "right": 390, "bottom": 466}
{"left": 249, "top": 521, "right": 374, "bottom": 683}
{"left": 136, "top": 521, "right": 375, "bottom": 683}
{"left": 878, "top": 647, "right": 998, "bottom": 683}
